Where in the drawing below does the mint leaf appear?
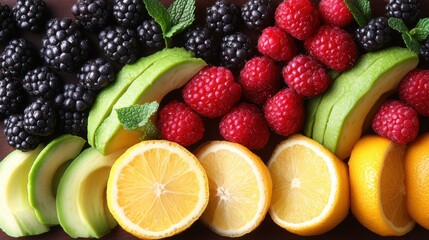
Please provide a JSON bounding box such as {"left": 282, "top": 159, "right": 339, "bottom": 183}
{"left": 165, "top": 0, "right": 195, "bottom": 38}
{"left": 344, "top": 0, "right": 371, "bottom": 27}
{"left": 410, "top": 18, "right": 429, "bottom": 42}
{"left": 116, "top": 102, "right": 160, "bottom": 139}
{"left": 402, "top": 32, "right": 421, "bottom": 53}
{"left": 388, "top": 17, "right": 409, "bottom": 33}
{"left": 143, "top": 0, "right": 171, "bottom": 37}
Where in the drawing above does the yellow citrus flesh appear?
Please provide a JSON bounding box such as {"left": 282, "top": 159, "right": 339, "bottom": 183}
{"left": 267, "top": 134, "right": 349, "bottom": 236}
{"left": 348, "top": 135, "right": 415, "bottom": 236}
{"left": 194, "top": 141, "right": 272, "bottom": 237}
{"left": 405, "top": 133, "right": 429, "bottom": 230}
{"left": 106, "top": 140, "right": 209, "bottom": 239}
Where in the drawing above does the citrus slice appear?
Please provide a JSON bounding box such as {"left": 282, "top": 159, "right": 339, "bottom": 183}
{"left": 404, "top": 133, "right": 429, "bottom": 230}
{"left": 194, "top": 141, "right": 272, "bottom": 237}
{"left": 267, "top": 134, "right": 349, "bottom": 236}
{"left": 348, "top": 135, "right": 415, "bottom": 236}
{"left": 106, "top": 140, "right": 209, "bottom": 239}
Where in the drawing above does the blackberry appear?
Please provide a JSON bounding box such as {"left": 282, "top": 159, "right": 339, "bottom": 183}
{"left": 55, "top": 83, "right": 95, "bottom": 112}
{"left": 112, "top": 0, "right": 145, "bottom": 28}
{"left": 4, "top": 114, "right": 41, "bottom": 151}
{"left": 23, "top": 66, "right": 62, "bottom": 99}
{"left": 99, "top": 26, "right": 140, "bottom": 64}
{"left": 206, "top": 0, "right": 241, "bottom": 34}
{"left": 57, "top": 109, "right": 88, "bottom": 136}
{"left": 386, "top": 0, "right": 420, "bottom": 27}
{"left": 0, "top": 4, "right": 16, "bottom": 43}
{"left": 72, "top": 0, "right": 111, "bottom": 32}
{"left": 220, "top": 32, "right": 254, "bottom": 70}
{"left": 137, "top": 19, "right": 164, "bottom": 50}
{"left": 241, "top": 0, "right": 275, "bottom": 31}
{"left": 355, "top": 17, "right": 393, "bottom": 52}
{"left": 78, "top": 58, "right": 116, "bottom": 91}
{"left": 1, "top": 38, "right": 37, "bottom": 77}
{"left": 420, "top": 37, "right": 429, "bottom": 64}
{"left": 0, "top": 73, "right": 26, "bottom": 118}
{"left": 23, "top": 98, "right": 56, "bottom": 136}
{"left": 41, "top": 18, "right": 90, "bottom": 72}
{"left": 12, "top": 0, "right": 47, "bottom": 32}
{"left": 184, "top": 26, "right": 218, "bottom": 63}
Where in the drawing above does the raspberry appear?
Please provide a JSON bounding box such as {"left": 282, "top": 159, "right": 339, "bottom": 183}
{"left": 305, "top": 25, "right": 358, "bottom": 72}
{"left": 219, "top": 103, "right": 270, "bottom": 150}
{"left": 274, "top": 0, "right": 320, "bottom": 40}
{"left": 399, "top": 69, "right": 429, "bottom": 116}
{"left": 263, "top": 88, "right": 304, "bottom": 136}
{"left": 182, "top": 66, "right": 241, "bottom": 118}
{"left": 372, "top": 100, "right": 419, "bottom": 144}
{"left": 282, "top": 54, "right": 331, "bottom": 97}
{"left": 257, "top": 26, "right": 297, "bottom": 62}
{"left": 318, "top": 0, "right": 353, "bottom": 27}
{"left": 157, "top": 101, "right": 205, "bottom": 147}
{"left": 239, "top": 56, "right": 282, "bottom": 105}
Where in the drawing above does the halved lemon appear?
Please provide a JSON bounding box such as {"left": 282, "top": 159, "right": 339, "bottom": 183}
{"left": 349, "top": 134, "right": 415, "bottom": 236}
{"left": 267, "top": 134, "right": 349, "bottom": 236}
{"left": 106, "top": 140, "right": 209, "bottom": 239}
{"left": 194, "top": 141, "right": 272, "bottom": 237}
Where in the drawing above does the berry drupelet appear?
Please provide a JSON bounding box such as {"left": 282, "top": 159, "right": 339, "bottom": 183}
{"left": 23, "top": 66, "right": 62, "bottom": 99}
{"left": 4, "top": 114, "right": 41, "bottom": 151}
{"left": 77, "top": 58, "right": 116, "bottom": 91}
{"left": 55, "top": 83, "right": 95, "bottom": 112}
{"left": 72, "top": 0, "right": 111, "bottom": 32}
{"left": 112, "top": 0, "right": 145, "bottom": 28}
{"left": 137, "top": 19, "right": 165, "bottom": 50}
{"left": 355, "top": 17, "right": 393, "bottom": 52}
{"left": 41, "top": 18, "right": 90, "bottom": 72}
{"left": 220, "top": 32, "right": 254, "bottom": 70}
{"left": 0, "top": 4, "right": 16, "bottom": 43}
{"left": 99, "top": 26, "right": 140, "bottom": 64}
{"left": 12, "top": 0, "right": 47, "bottom": 32}
{"left": 206, "top": 0, "right": 241, "bottom": 34}
{"left": 57, "top": 109, "right": 88, "bottom": 137}
{"left": 23, "top": 98, "right": 56, "bottom": 136}
{"left": 184, "top": 26, "right": 218, "bottom": 63}
{"left": 386, "top": 0, "right": 420, "bottom": 27}
{"left": 241, "top": 0, "right": 275, "bottom": 31}
{"left": 420, "top": 37, "right": 429, "bottom": 64}
{"left": 0, "top": 73, "right": 26, "bottom": 118}
{"left": 1, "top": 38, "right": 37, "bottom": 77}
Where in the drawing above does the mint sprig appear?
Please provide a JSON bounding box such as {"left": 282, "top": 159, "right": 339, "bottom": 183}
{"left": 143, "top": 0, "right": 195, "bottom": 47}
{"left": 344, "top": 0, "right": 371, "bottom": 27}
{"left": 388, "top": 17, "right": 429, "bottom": 53}
{"left": 116, "top": 102, "right": 160, "bottom": 140}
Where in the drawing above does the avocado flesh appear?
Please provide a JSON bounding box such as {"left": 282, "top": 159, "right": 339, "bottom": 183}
{"left": 94, "top": 55, "right": 206, "bottom": 155}
{"left": 87, "top": 48, "right": 193, "bottom": 147}
{"left": 27, "top": 135, "right": 86, "bottom": 225}
{"left": 321, "top": 47, "right": 418, "bottom": 159}
{"left": 56, "top": 147, "right": 124, "bottom": 238}
{"left": 0, "top": 145, "right": 49, "bottom": 237}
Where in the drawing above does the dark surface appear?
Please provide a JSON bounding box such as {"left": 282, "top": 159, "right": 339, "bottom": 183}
{"left": 1, "top": 0, "right": 429, "bottom": 239}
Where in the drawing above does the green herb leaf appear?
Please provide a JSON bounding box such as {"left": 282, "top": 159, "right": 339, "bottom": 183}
{"left": 143, "top": 0, "right": 171, "bottom": 37}
{"left": 402, "top": 32, "right": 421, "bottom": 53}
{"left": 410, "top": 18, "right": 429, "bottom": 42}
{"left": 388, "top": 17, "right": 409, "bottom": 33}
{"left": 344, "top": 0, "right": 371, "bottom": 27}
{"left": 116, "top": 102, "right": 160, "bottom": 139}
{"left": 167, "top": 0, "right": 195, "bottom": 26}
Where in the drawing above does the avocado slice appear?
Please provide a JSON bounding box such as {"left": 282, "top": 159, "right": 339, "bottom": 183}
{"left": 94, "top": 54, "right": 206, "bottom": 155}
{"left": 57, "top": 147, "right": 125, "bottom": 238}
{"left": 0, "top": 145, "right": 49, "bottom": 237}
{"left": 87, "top": 48, "right": 193, "bottom": 147}
{"left": 27, "top": 135, "right": 86, "bottom": 225}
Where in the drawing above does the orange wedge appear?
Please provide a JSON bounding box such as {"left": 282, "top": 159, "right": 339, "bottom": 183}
{"left": 194, "top": 141, "right": 272, "bottom": 237}
{"left": 106, "top": 140, "right": 209, "bottom": 239}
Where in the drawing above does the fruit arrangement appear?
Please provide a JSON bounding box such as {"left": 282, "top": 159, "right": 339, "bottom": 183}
{"left": 1, "top": 0, "right": 429, "bottom": 239}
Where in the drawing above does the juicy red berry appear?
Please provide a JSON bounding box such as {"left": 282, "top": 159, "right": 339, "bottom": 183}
{"left": 257, "top": 26, "right": 297, "bottom": 62}
{"left": 157, "top": 101, "right": 205, "bottom": 147}
{"left": 219, "top": 103, "right": 270, "bottom": 150}
{"left": 318, "top": 0, "right": 353, "bottom": 27}
{"left": 239, "top": 56, "right": 282, "bottom": 105}
{"left": 372, "top": 100, "right": 419, "bottom": 144}
{"left": 274, "top": 0, "right": 320, "bottom": 40}
{"left": 399, "top": 69, "right": 429, "bottom": 116}
{"left": 182, "top": 66, "right": 242, "bottom": 118}
{"left": 305, "top": 25, "right": 358, "bottom": 72}
{"left": 282, "top": 54, "right": 331, "bottom": 97}
{"left": 263, "top": 88, "right": 304, "bottom": 136}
